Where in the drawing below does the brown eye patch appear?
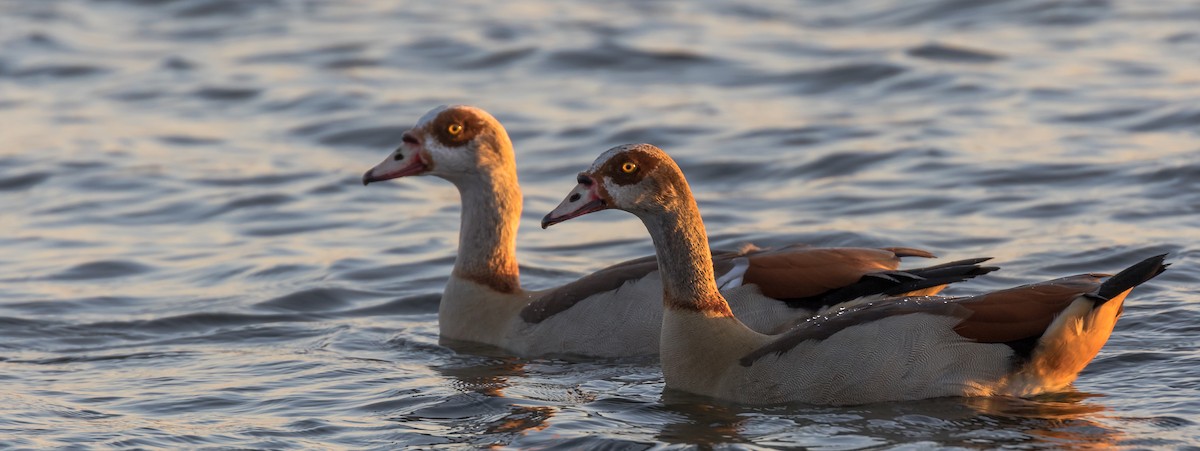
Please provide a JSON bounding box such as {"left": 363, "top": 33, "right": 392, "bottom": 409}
{"left": 602, "top": 150, "right": 660, "bottom": 186}
{"left": 430, "top": 108, "right": 484, "bottom": 147}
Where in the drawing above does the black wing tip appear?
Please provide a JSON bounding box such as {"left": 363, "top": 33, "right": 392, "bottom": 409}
{"left": 877, "top": 261, "right": 999, "bottom": 297}
{"left": 912, "top": 255, "right": 998, "bottom": 273}
{"left": 916, "top": 256, "right": 995, "bottom": 270}
{"left": 975, "top": 265, "right": 1002, "bottom": 277}
{"left": 902, "top": 258, "right": 1000, "bottom": 282}
{"left": 783, "top": 259, "right": 998, "bottom": 310}
{"left": 1094, "top": 253, "right": 1170, "bottom": 302}
{"left": 865, "top": 272, "right": 905, "bottom": 283}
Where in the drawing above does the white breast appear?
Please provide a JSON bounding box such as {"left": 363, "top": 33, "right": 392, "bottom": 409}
{"left": 442, "top": 272, "right": 819, "bottom": 358}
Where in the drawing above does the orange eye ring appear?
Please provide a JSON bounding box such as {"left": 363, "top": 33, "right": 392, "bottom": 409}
{"left": 448, "top": 124, "right": 463, "bottom": 135}
{"left": 621, "top": 162, "right": 637, "bottom": 173}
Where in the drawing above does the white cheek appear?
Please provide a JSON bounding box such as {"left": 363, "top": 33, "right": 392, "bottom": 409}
{"left": 425, "top": 140, "right": 471, "bottom": 175}
{"left": 604, "top": 178, "right": 640, "bottom": 208}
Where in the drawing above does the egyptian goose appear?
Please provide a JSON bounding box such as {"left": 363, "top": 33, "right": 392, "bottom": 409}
{"left": 542, "top": 143, "right": 1167, "bottom": 404}
{"left": 362, "top": 105, "right": 992, "bottom": 358}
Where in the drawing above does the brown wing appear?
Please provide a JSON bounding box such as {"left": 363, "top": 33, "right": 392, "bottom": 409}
{"left": 742, "top": 246, "right": 934, "bottom": 299}
{"left": 520, "top": 249, "right": 741, "bottom": 323}
{"left": 951, "top": 273, "right": 1108, "bottom": 343}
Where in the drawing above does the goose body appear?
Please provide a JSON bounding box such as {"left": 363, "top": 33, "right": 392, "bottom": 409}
{"left": 543, "top": 143, "right": 1167, "bottom": 403}
{"left": 363, "top": 105, "right": 991, "bottom": 358}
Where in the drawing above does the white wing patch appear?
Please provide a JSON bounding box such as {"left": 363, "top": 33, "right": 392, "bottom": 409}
{"left": 715, "top": 257, "right": 749, "bottom": 289}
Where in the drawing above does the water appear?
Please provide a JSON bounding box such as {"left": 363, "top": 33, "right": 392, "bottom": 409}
{"left": 1, "top": 0, "right": 1198, "bottom": 448}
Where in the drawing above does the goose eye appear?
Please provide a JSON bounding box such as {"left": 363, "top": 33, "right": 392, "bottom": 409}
{"left": 447, "top": 124, "right": 464, "bottom": 135}
{"left": 620, "top": 162, "right": 637, "bottom": 173}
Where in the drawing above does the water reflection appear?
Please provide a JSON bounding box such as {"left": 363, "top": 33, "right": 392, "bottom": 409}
{"left": 966, "top": 391, "right": 1109, "bottom": 419}
{"left": 657, "top": 393, "right": 751, "bottom": 448}
{"left": 433, "top": 355, "right": 559, "bottom": 443}
{"left": 647, "top": 390, "right": 1123, "bottom": 449}
{"left": 485, "top": 405, "right": 556, "bottom": 435}
{"left": 966, "top": 393, "right": 1123, "bottom": 448}
{"left": 438, "top": 355, "right": 526, "bottom": 397}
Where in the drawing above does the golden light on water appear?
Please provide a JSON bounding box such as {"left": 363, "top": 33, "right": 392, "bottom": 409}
{"left": 0, "top": 0, "right": 1197, "bottom": 447}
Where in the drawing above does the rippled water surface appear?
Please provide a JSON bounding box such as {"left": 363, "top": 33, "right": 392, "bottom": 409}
{"left": 2, "top": 0, "right": 1199, "bottom": 448}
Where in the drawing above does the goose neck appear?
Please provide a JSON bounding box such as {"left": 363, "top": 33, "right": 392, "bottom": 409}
{"left": 452, "top": 170, "right": 522, "bottom": 293}
{"left": 641, "top": 201, "right": 733, "bottom": 316}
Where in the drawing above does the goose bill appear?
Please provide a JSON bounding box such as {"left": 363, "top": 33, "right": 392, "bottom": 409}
{"left": 542, "top": 182, "right": 607, "bottom": 228}
{"left": 362, "top": 151, "right": 430, "bottom": 185}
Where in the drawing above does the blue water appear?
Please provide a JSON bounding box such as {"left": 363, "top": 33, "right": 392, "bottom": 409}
{"left": 1, "top": 0, "right": 1198, "bottom": 448}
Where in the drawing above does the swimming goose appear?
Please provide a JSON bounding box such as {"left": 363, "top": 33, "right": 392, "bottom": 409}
{"left": 362, "top": 105, "right": 992, "bottom": 358}
{"left": 542, "top": 143, "right": 1167, "bottom": 404}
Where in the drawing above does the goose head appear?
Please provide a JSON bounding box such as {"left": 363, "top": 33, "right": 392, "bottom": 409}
{"left": 362, "top": 105, "right": 515, "bottom": 187}
{"left": 542, "top": 143, "right": 689, "bottom": 228}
